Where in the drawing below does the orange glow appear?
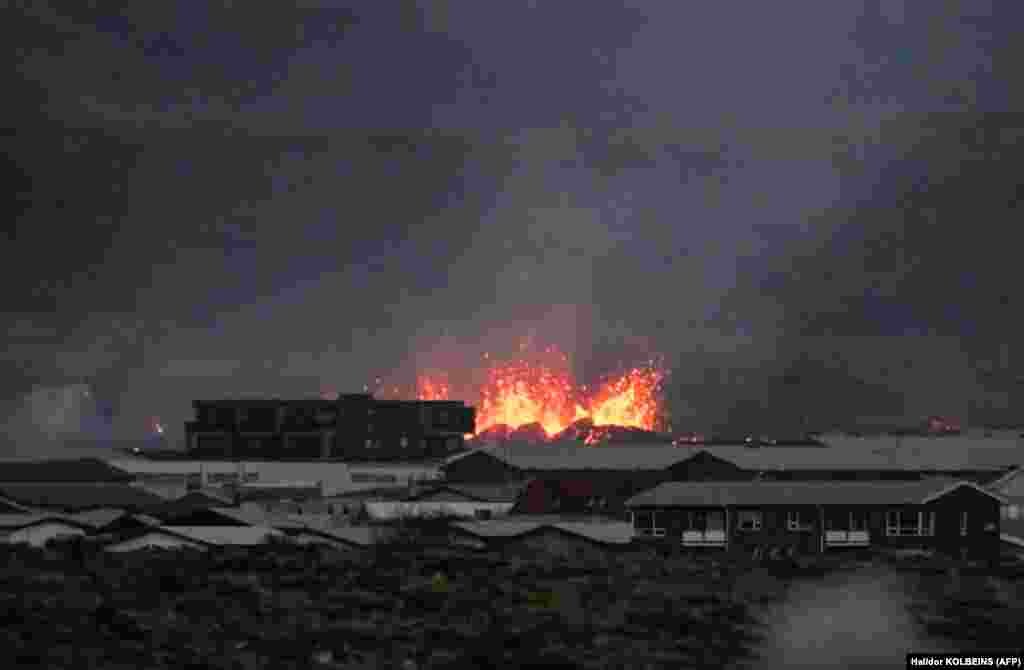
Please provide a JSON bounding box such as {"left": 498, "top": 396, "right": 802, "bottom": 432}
{"left": 416, "top": 345, "right": 666, "bottom": 437}
{"left": 416, "top": 374, "right": 452, "bottom": 402}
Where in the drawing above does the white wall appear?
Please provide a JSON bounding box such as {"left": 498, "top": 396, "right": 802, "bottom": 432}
{"left": 364, "top": 501, "right": 514, "bottom": 520}
{"left": 4, "top": 523, "right": 85, "bottom": 547}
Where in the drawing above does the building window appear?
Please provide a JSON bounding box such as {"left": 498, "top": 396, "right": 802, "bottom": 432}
{"left": 365, "top": 439, "right": 375, "bottom": 449}
{"left": 736, "top": 510, "right": 763, "bottom": 531}
{"left": 960, "top": 512, "right": 968, "bottom": 536}
{"left": 400, "top": 436, "right": 409, "bottom": 448}
{"left": 474, "top": 509, "right": 493, "bottom": 520}
{"left": 686, "top": 510, "right": 724, "bottom": 531}
{"left": 1006, "top": 505, "right": 1020, "bottom": 520}
{"left": 885, "top": 510, "right": 935, "bottom": 536}
{"left": 438, "top": 410, "right": 448, "bottom": 425}
{"left": 786, "top": 510, "right": 813, "bottom": 531}
{"left": 632, "top": 510, "right": 665, "bottom": 537}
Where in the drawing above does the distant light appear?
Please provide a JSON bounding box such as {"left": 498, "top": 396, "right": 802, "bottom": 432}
{"left": 132, "top": 447, "right": 140, "bottom": 454}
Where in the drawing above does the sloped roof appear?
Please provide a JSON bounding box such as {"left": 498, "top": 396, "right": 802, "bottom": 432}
{"left": 0, "top": 483, "right": 166, "bottom": 510}
{"left": 688, "top": 444, "right": 1021, "bottom": 472}
{"left": 103, "top": 527, "right": 213, "bottom": 550}
{"left": 452, "top": 518, "right": 634, "bottom": 545}
{"left": 158, "top": 525, "right": 284, "bottom": 545}
{"left": 290, "top": 525, "right": 378, "bottom": 547}
{"left": 443, "top": 443, "right": 694, "bottom": 472}
{"left": 0, "top": 513, "right": 92, "bottom": 531}
{"left": 626, "top": 479, "right": 1003, "bottom": 508}
{"left": 68, "top": 508, "right": 129, "bottom": 528}
{"left": 408, "top": 481, "right": 528, "bottom": 503}
{"left": 0, "top": 458, "right": 135, "bottom": 483}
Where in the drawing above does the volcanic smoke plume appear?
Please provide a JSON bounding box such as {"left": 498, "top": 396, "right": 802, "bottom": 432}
{"left": 414, "top": 344, "right": 668, "bottom": 444}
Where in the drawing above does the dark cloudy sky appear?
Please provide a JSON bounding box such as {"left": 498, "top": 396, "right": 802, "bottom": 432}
{"left": 4, "top": 1, "right": 1024, "bottom": 452}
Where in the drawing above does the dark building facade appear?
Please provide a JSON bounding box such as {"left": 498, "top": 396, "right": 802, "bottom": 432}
{"left": 184, "top": 395, "right": 475, "bottom": 461}
{"left": 626, "top": 480, "right": 1003, "bottom": 561}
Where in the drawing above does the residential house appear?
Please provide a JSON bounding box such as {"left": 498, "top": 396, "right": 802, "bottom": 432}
{"left": 626, "top": 479, "right": 1004, "bottom": 560}
{"left": 362, "top": 481, "right": 527, "bottom": 522}
{"left": 448, "top": 517, "right": 643, "bottom": 563}
{"left": 103, "top": 526, "right": 214, "bottom": 553}
{"left": 441, "top": 443, "right": 686, "bottom": 514}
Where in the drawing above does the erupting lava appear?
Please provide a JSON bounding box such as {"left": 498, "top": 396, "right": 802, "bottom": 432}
{"left": 416, "top": 346, "right": 667, "bottom": 439}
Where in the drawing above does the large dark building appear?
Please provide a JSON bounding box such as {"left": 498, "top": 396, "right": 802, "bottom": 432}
{"left": 184, "top": 394, "right": 475, "bottom": 461}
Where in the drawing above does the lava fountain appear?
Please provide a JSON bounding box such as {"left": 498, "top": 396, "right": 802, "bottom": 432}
{"left": 416, "top": 345, "right": 667, "bottom": 438}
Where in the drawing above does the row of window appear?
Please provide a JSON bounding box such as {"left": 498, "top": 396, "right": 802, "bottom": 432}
{"left": 631, "top": 510, "right": 984, "bottom": 537}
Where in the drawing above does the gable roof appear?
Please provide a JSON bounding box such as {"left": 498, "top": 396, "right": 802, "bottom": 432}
{"left": 284, "top": 525, "right": 379, "bottom": 547}
{"left": 68, "top": 508, "right": 130, "bottom": 529}
{"left": 0, "top": 483, "right": 166, "bottom": 511}
{"left": 0, "top": 458, "right": 135, "bottom": 483}
{"left": 444, "top": 444, "right": 694, "bottom": 472}
{"left": 0, "top": 513, "right": 92, "bottom": 532}
{"left": 625, "top": 479, "right": 1003, "bottom": 508}
{"left": 104, "top": 526, "right": 215, "bottom": 550}
{"left": 407, "top": 481, "right": 529, "bottom": 503}
{"left": 683, "top": 444, "right": 1021, "bottom": 472}
{"left": 451, "top": 518, "right": 634, "bottom": 545}
{"left": 158, "top": 525, "right": 284, "bottom": 545}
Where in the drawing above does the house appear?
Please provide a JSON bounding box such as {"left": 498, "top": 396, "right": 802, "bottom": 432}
{"left": 0, "top": 514, "right": 93, "bottom": 547}
{"left": 362, "top": 481, "right": 527, "bottom": 521}
{"left": 185, "top": 395, "right": 475, "bottom": 460}
{"left": 441, "top": 444, "right": 685, "bottom": 514}
{"left": 448, "top": 517, "right": 641, "bottom": 563}
{"left": 0, "top": 483, "right": 166, "bottom": 512}
{"left": 626, "top": 479, "right": 1004, "bottom": 560}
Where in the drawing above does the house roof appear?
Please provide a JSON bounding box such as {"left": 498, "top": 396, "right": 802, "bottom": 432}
{"left": 443, "top": 444, "right": 695, "bottom": 472}
{"left": 0, "top": 458, "right": 135, "bottom": 483}
{"left": 452, "top": 518, "right": 634, "bottom": 545}
{"left": 68, "top": 508, "right": 129, "bottom": 528}
{"left": 104, "top": 526, "right": 215, "bottom": 550}
{"left": 0, "top": 483, "right": 166, "bottom": 511}
{"left": 625, "top": 479, "right": 1004, "bottom": 508}
{"left": 687, "top": 444, "right": 1021, "bottom": 472}
{"left": 0, "top": 513, "right": 92, "bottom": 531}
{"left": 288, "top": 525, "right": 378, "bottom": 547}
{"left": 408, "top": 481, "right": 528, "bottom": 503}
{"left": 158, "top": 525, "right": 284, "bottom": 545}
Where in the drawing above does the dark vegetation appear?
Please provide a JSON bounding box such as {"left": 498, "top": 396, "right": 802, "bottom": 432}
{"left": 0, "top": 535, "right": 791, "bottom": 670}
{"left": 4, "top": 533, "right": 1023, "bottom": 669}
